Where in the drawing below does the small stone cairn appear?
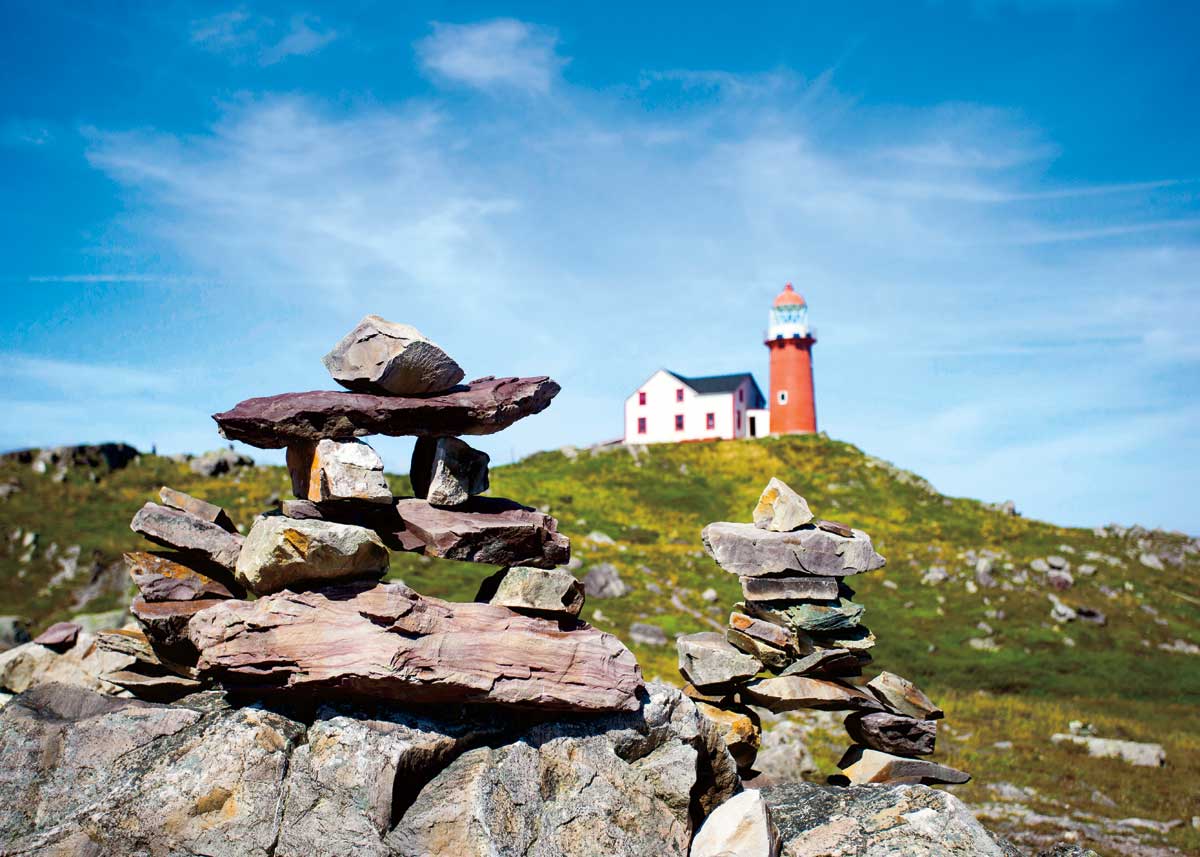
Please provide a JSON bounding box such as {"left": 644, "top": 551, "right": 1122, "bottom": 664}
{"left": 104, "top": 315, "right": 641, "bottom": 711}
{"left": 677, "top": 477, "right": 971, "bottom": 786}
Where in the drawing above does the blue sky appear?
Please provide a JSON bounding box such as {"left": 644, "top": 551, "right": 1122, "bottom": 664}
{"left": 1, "top": 1, "right": 1198, "bottom": 532}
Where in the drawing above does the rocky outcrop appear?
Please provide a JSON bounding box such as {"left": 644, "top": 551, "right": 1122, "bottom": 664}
{"left": 213, "top": 375, "right": 560, "bottom": 448}
{"left": 125, "top": 550, "right": 239, "bottom": 601}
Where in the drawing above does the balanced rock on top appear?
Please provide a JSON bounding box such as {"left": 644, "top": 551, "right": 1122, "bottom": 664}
{"left": 754, "top": 477, "right": 814, "bottom": 532}
{"left": 323, "top": 315, "right": 465, "bottom": 396}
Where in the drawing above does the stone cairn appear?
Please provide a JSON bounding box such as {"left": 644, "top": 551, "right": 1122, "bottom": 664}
{"left": 103, "top": 315, "right": 642, "bottom": 712}
{"left": 677, "top": 477, "right": 971, "bottom": 786}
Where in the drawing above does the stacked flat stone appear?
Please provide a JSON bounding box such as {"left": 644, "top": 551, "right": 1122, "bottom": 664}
{"left": 118, "top": 316, "right": 641, "bottom": 713}
{"left": 678, "top": 477, "right": 970, "bottom": 786}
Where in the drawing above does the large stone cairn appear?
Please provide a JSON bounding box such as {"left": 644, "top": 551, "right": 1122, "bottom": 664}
{"left": 678, "top": 476, "right": 971, "bottom": 786}
{"left": 114, "top": 315, "right": 642, "bottom": 713}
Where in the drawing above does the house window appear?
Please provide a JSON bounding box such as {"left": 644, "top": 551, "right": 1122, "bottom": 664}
{"left": 638, "top": 391, "right": 646, "bottom": 406}
{"left": 676, "top": 388, "right": 684, "bottom": 402}
{"left": 739, "top": 389, "right": 744, "bottom": 403}
{"left": 637, "top": 417, "right": 647, "bottom": 434}
{"left": 737, "top": 412, "right": 742, "bottom": 430}
{"left": 706, "top": 412, "right": 715, "bottom": 430}
{"left": 675, "top": 414, "right": 684, "bottom": 431}
{"left": 778, "top": 390, "right": 789, "bottom": 405}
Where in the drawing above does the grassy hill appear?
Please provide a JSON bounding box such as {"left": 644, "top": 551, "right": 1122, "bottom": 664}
{"left": 1, "top": 434, "right": 1197, "bottom": 854}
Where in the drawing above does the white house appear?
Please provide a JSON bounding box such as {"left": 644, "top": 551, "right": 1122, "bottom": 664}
{"left": 623, "top": 370, "right": 769, "bottom": 444}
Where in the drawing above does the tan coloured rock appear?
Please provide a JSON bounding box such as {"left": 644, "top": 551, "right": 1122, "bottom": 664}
{"left": 476, "top": 566, "right": 585, "bottom": 618}
{"left": 159, "top": 486, "right": 236, "bottom": 532}
{"left": 694, "top": 701, "right": 761, "bottom": 771}
{"left": 322, "top": 316, "right": 465, "bottom": 395}
{"left": 286, "top": 438, "right": 392, "bottom": 504}
{"left": 742, "top": 675, "right": 883, "bottom": 714}
{"left": 690, "top": 789, "right": 781, "bottom": 857}
{"left": 234, "top": 515, "right": 389, "bottom": 595}
{"left": 188, "top": 580, "right": 643, "bottom": 712}
{"left": 866, "top": 671, "right": 944, "bottom": 720}
{"left": 753, "top": 478, "right": 814, "bottom": 533}
{"left": 124, "top": 551, "right": 239, "bottom": 601}
{"left": 837, "top": 746, "right": 969, "bottom": 785}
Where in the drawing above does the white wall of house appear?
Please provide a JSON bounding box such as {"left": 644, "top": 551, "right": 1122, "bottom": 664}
{"left": 746, "top": 408, "right": 770, "bottom": 438}
{"left": 624, "top": 370, "right": 760, "bottom": 444}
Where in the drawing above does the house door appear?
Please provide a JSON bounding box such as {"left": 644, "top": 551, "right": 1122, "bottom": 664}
{"left": 749, "top": 416, "right": 757, "bottom": 437}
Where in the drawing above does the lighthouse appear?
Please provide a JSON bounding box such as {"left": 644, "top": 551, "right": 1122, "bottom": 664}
{"left": 765, "top": 283, "right": 817, "bottom": 434}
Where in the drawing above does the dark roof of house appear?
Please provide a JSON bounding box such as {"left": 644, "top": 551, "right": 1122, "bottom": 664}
{"left": 665, "top": 371, "right": 765, "bottom": 406}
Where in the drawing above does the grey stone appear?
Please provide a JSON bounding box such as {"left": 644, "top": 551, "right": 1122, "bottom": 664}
{"left": 160, "top": 486, "right": 237, "bottom": 531}
{"left": 837, "top": 746, "right": 970, "bottom": 785}
{"left": 1047, "top": 555, "right": 1069, "bottom": 570}
{"left": 844, "top": 711, "right": 937, "bottom": 756}
{"left": 740, "top": 575, "right": 839, "bottom": 602}
{"left": 410, "top": 436, "right": 490, "bottom": 506}
{"left": 130, "top": 502, "right": 244, "bottom": 571}
{"left": 1030, "top": 558, "right": 1051, "bottom": 573}
{"left": 866, "top": 671, "right": 944, "bottom": 720}
{"left": 629, "top": 622, "right": 669, "bottom": 646}
{"left": 323, "top": 315, "right": 465, "bottom": 395}
{"left": 677, "top": 632, "right": 762, "bottom": 690}
{"left": 1049, "top": 733, "right": 1165, "bottom": 766}
{"left": 726, "top": 628, "right": 791, "bottom": 670}
{"left": 702, "top": 522, "right": 885, "bottom": 578}
{"left": 742, "top": 675, "right": 883, "bottom": 713}
{"left": 189, "top": 448, "right": 254, "bottom": 476}
{"left": 476, "top": 566, "right": 584, "bottom": 617}
{"left": 584, "top": 562, "right": 631, "bottom": 598}
{"left": 234, "top": 515, "right": 389, "bottom": 595}
{"left": 778, "top": 648, "right": 861, "bottom": 678}
{"left": 742, "top": 599, "right": 865, "bottom": 635}
{"left": 753, "top": 478, "right": 814, "bottom": 532}
{"left": 286, "top": 438, "right": 392, "bottom": 504}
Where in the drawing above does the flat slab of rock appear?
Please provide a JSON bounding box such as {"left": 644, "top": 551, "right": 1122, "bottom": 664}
{"left": 703, "top": 522, "right": 885, "bottom": 578}
{"left": 845, "top": 711, "right": 937, "bottom": 756}
{"left": 729, "top": 612, "right": 794, "bottom": 650}
{"left": 159, "top": 486, "right": 236, "bottom": 531}
{"left": 213, "top": 375, "right": 560, "bottom": 448}
{"left": 31, "top": 622, "right": 81, "bottom": 649}
{"left": 396, "top": 497, "right": 570, "bottom": 568}
{"left": 476, "top": 566, "right": 584, "bottom": 617}
{"left": 867, "top": 671, "right": 943, "bottom": 720}
{"left": 124, "top": 551, "right": 239, "bottom": 601}
{"left": 235, "top": 516, "right": 389, "bottom": 595}
{"left": 742, "top": 675, "right": 883, "bottom": 713}
{"left": 287, "top": 438, "right": 392, "bottom": 504}
{"left": 742, "top": 599, "right": 865, "bottom": 634}
{"left": 754, "top": 478, "right": 814, "bottom": 533}
{"left": 323, "top": 315, "right": 465, "bottom": 395}
{"left": 691, "top": 789, "right": 781, "bottom": 857}
{"left": 837, "top": 746, "right": 969, "bottom": 785}
{"left": 779, "top": 648, "right": 861, "bottom": 679}
{"left": 740, "top": 575, "right": 839, "bottom": 602}
{"left": 410, "top": 436, "right": 490, "bottom": 507}
{"left": 188, "top": 580, "right": 643, "bottom": 712}
{"left": 130, "top": 502, "right": 244, "bottom": 571}
{"left": 677, "top": 632, "right": 762, "bottom": 691}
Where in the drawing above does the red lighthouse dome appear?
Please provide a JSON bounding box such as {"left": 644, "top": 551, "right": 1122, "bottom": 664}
{"left": 773, "top": 283, "right": 806, "bottom": 307}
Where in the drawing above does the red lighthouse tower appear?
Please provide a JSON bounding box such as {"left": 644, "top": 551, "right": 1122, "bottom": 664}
{"left": 765, "top": 284, "right": 817, "bottom": 434}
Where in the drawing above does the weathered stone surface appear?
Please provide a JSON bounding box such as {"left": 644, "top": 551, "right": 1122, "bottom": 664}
{"left": 678, "top": 632, "right": 763, "bottom": 690}
{"left": 410, "top": 436, "right": 490, "bottom": 506}
{"left": 130, "top": 501, "right": 245, "bottom": 570}
{"left": 763, "top": 781, "right": 1018, "bottom": 856}
{"left": 844, "top": 711, "right": 937, "bottom": 756}
{"left": 703, "top": 522, "right": 885, "bottom": 578}
{"left": 741, "top": 602, "right": 876, "bottom": 654}
{"left": 691, "top": 789, "right": 781, "bottom": 857}
{"left": 742, "top": 675, "right": 883, "bottom": 714}
{"left": 214, "top": 375, "right": 561, "bottom": 448}
{"left": 32, "top": 621, "right": 80, "bottom": 649}
{"left": 816, "top": 519, "right": 854, "bottom": 538}
{"left": 778, "top": 648, "right": 862, "bottom": 678}
{"left": 837, "top": 746, "right": 970, "bottom": 785}
{"left": 0, "top": 637, "right": 128, "bottom": 697}
{"left": 741, "top": 575, "right": 839, "bottom": 602}
{"left": 754, "top": 478, "right": 814, "bottom": 533}
{"left": 476, "top": 565, "right": 585, "bottom": 617}
{"left": 867, "top": 671, "right": 944, "bottom": 720}
{"left": 727, "top": 628, "right": 791, "bottom": 670}
{"left": 745, "top": 599, "right": 865, "bottom": 634}
{"left": 131, "top": 595, "right": 225, "bottom": 662}
{"left": 1050, "top": 733, "right": 1166, "bottom": 766}
{"left": 323, "top": 315, "right": 465, "bottom": 395}
{"left": 160, "top": 485, "right": 236, "bottom": 531}
{"left": 189, "top": 580, "right": 643, "bottom": 712}
{"left": 234, "top": 515, "right": 389, "bottom": 595}
{"left": 584, "top": 561, "right": 631, "bottom": 598}
{"left": 729, "top": 611, "right": 794, "bottom": 650}
{"left": 286, "top": 438, "right": 392, "bottom": 504}
{"left": 125, "top": 550, "right": 239, "bottom": 601}
{"left": 92, "top": 628, "right": 205, "bottom": 700}
{"left": 694, "top": 701, "right": 761, "bottom": 771}
{"left": 397, "top": 497, "right": 570, "bottom": 568}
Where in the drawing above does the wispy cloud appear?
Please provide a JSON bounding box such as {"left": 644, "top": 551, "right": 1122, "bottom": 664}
{"left": 190, "top": 8, "right": 335, "bottom": 65}
{"left": 2, "top": 354, "right": 177, "bottom": 396}
{"left": 416, "top": 19, "right": 565, "bottom": 94}
{"left": 1, "top": 119, "right": 53, "bottom": 147}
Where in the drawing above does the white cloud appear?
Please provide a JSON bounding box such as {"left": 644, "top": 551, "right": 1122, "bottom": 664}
{"left": 190, "top": 8, "right": 335, "bottom": 65}
{"left": 1, "top": 119, "right": 53, "bottom": 147}
{"left": 416, "top": 19, "right": 564, "bottom": 94}
{"left": 260, "top": 15, "right": 338, "bottom": 65}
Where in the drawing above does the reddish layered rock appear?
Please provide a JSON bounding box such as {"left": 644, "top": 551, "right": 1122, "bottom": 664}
{"left": 159, "top": 486, "right": 236, "bottom": 532}
{"left": 188, "top": 581, "right": 642, "bottom": 712}
{"left": 129, "top": 503, "right": 244, "bottom": 571}
{"left": 395, "top": 497, "right": 570, "bottom": 568}
{"left": 125, "top": 551, "right": 239, "bottom": 601}
{"left": 212, "top": 375, "right": 560, "bottom": 448}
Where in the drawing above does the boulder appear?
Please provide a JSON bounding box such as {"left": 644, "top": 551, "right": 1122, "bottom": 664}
{"left": 322, "top": 315, "right": 465, "bottom": 395}
{"left": 476, "top": 566, "right": 585, "bottom": 617}
{"left": 691, "top": 789, "right": 780, "bottom": 857}
{"left": 396, "top": 497, "right": 570, "bottom": 568}
{"left": 213, "top": 375, "right": 560, "bottom": 448}
{"left": 753, "top": 478, "right": 813, "bottom": 533}
{"left": 130, "top": 502, "right": 244, "bottom": 571}
{"left": 778, "top": 648, "right": 861, "bottom": 678}
{"left": 677, "top": 632, "right": 763, "bottom": 690}
{"left": 584, "top": 561, "right": 632, "bottom": 598}
{"left": 702, "top": 522, "right": 885, "bottom": 578}
{"left": 836, "top": 746, "right": 970, "bottom": 785}
{"left": 410, "top": 436, "right": 490, "bottom": 506}
{"left": 763, "top": 781, "right": 1019, "bottom": 856}
{"left": 866, "top": 671, "right": 943, "bottom": 720}
{"left": 125, "top": 551, "right": 240, "bottom": 601}
{"left": 693, "top": 701, "right": 760, "bottom": 771}
{"left": 189, "top": 580, "right": 643, "bottom": 712}
{"left": 844, "top": 711, "right": 937, "bottom": 756}
{"left": 286, "top": 438, "right": 392, "bottom": 504}
{"left": 740, "top": 575, "right": 839, "bottom": 602}
{"left": 189, "top": 448, "right": 254, "bottom": 476}
{"left": 743, "top": 675, "right": 882, "bottom": 714}
{"left": 32, "top": 622, "right": 81, "bottom": 650}
{"left": 1049, "top": 733, "right": 1165, "bottom": 766}
{"left": 160, "top": 486, "right": 237, "bottom": 531}
{"left": 234, "top": 516, "right": 389, "bottom": 595}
